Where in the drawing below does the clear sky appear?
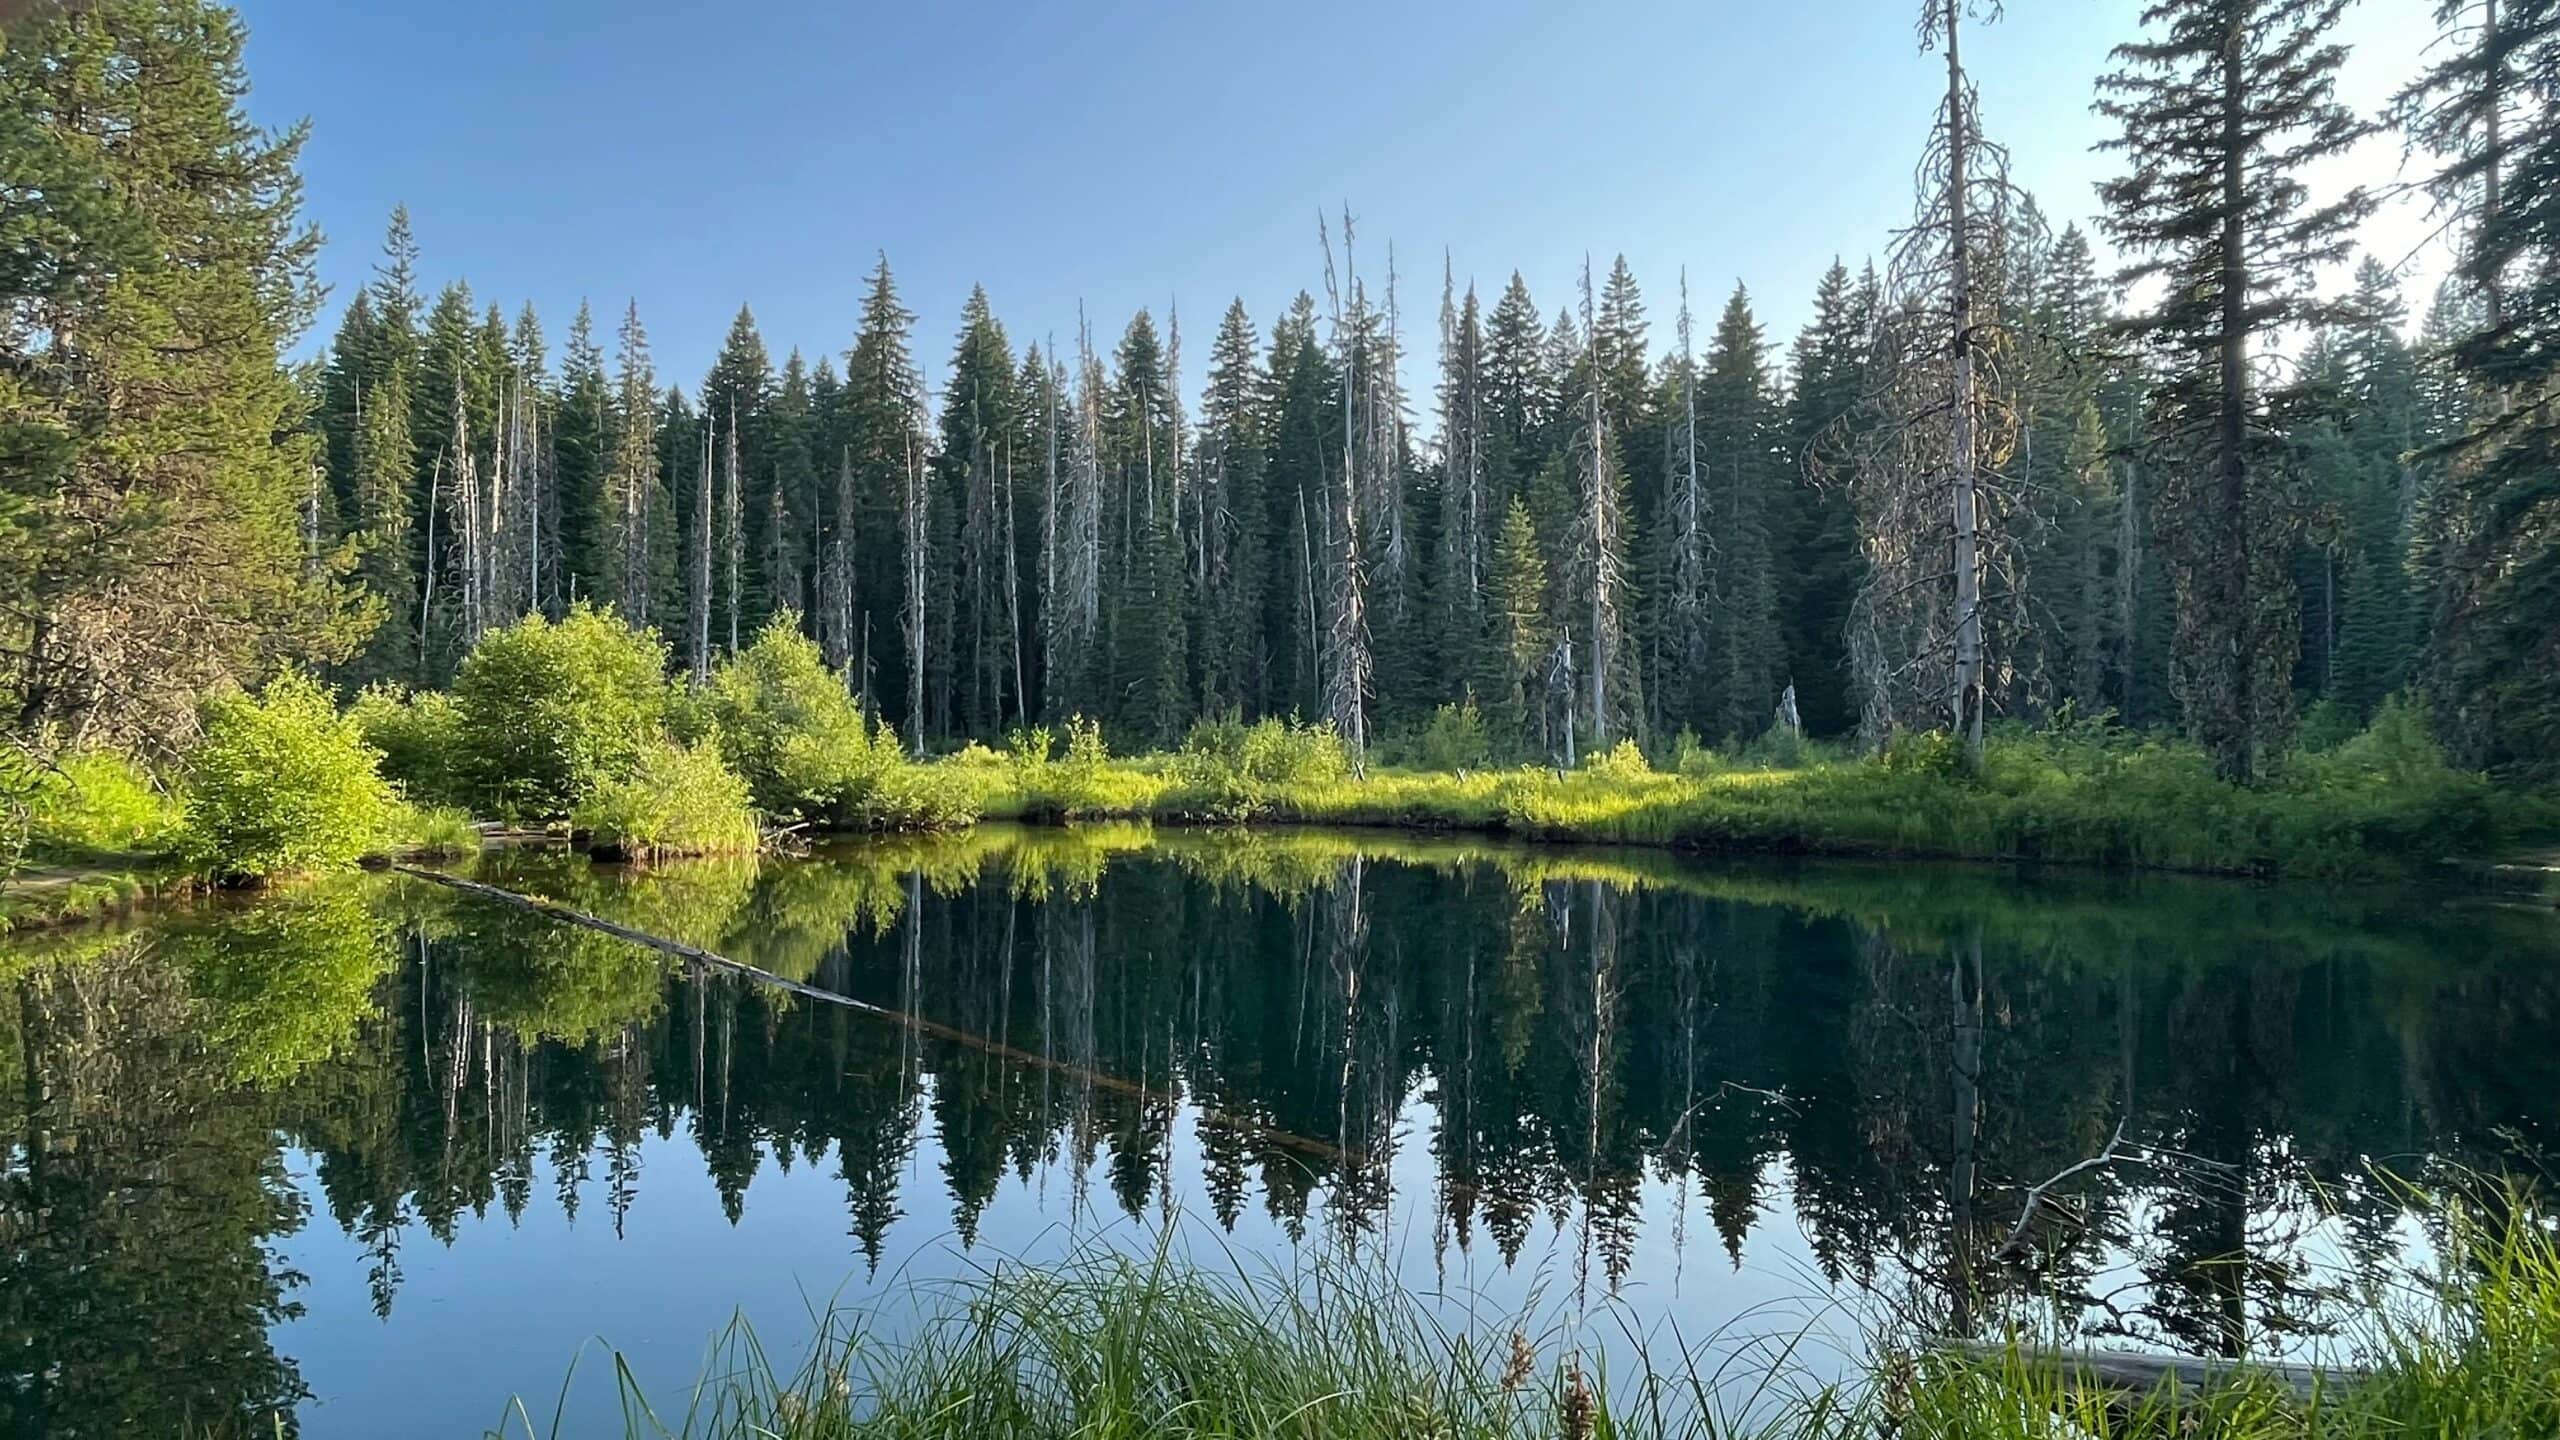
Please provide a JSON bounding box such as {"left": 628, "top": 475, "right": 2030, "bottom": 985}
{"left": 235, "top": 0, "right": 2447, "bottom": 403}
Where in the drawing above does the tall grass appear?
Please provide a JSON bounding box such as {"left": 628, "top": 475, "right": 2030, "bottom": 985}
{"left": 503, "top": 1193, "right": 2560, "bottom": 1440}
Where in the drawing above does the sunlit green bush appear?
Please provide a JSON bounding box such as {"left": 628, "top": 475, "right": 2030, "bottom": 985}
{"left": 572, "top": 736, "right": 761, "bottom": 860}
{"left": 181, "top": 671, "right": 398, "bottom": 884}
{"left": 26, "top": 747, "right": 184, "bottom": 859}
{"left": 705, "top": 614, "right": 896, "bottom": 824}
{"left": 347, "top": 684, "right": 468, "bottom": 808}
{"left": 384, "top": 800, "right": 480, "bottom": 859}
{"left": 452, "top": 605, "right": 670, "bottom": 820}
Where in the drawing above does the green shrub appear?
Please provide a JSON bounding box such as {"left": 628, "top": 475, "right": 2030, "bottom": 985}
{"left": 1879, "top": 727, "right": 1965, "bottom": 778}
{"left": 181, "top": 672, "right": 398, "bottom": 884}
{"left": 572, "top": 737, "right": 761, "bottom": 860}
{"left": 26, "top": 748, "right": 184, "bottom": 859}
{"left": 1414, "top": 699, "right": 1493, "bottom": 771}
{"left": 1669, "top": 728, "right": 1724, "bottom": 776}
{"left": 452, "top": 605, "right": 670, "bottom": 820}
{"left": 1583, "top": 737, "right": 1652, "bottom": 782}
{"left": 1171, "top": 716, "right": 1350, "bottom": 819}
{"left": 2294, "top": 696, "right": 2363, "bottom": 753}
{"left": 706, "top": 614, "right": 895, "bottom": 823}
{"left": 347, "top": 685, "right": 468, "bottom": 808}
{"left": 384, "top": 801, "right": 481, "bottom": 859}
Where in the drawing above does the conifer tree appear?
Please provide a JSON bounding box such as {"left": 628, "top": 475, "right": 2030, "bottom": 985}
{"left": 1486, "top": 498, "right": 1551, "bottom": 752}
{"left": 1699, "top": 286, "right": 1787, "bottom": 741}
{"left": 1781, "top": 261, "right": 1873, "bottom": 737}
{"left": 554, "top": 302, "right": 612, "bottom": 610}
{"left": 1436, "top": 267, "right": 1492, "bottom": 706}
{"left": 2404, "top": 0, "right": 2560, "bottom": 764}
{"left": 2098, "top": 0, "right": 2375, "bottom": 780}
{"left": 1198, "top": 300, "right": 1267, "bottom": 713}
{"left": 608, "top": 301, "right": 660, "bottom": 626}
{"left": 840, "top": 256, "right": 927, "bottom": 743}
{"left": 1658, "top": 274, "right": 1715, "bottom": 735}
{"left": 938, "top": 286, "right": 1022, "bottom": 734}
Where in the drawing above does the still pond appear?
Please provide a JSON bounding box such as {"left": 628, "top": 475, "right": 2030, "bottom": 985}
{"left": 6, "top": 825, "right": 2556, "bottom": 1436}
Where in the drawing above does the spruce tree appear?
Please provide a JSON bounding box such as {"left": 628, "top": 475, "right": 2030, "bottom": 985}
{"left": 1781, "top": 260, "right": 1873, "bottom": 737}
{"left": 840, "top": 257, "right": 927, "bottom": 743}
{"left": 1198, "top": 300, "right": 1267, "bottom": 714}
{"left": 700, "top": 305, "right": 775, "bottom": 651}
{"left": 2098, "top": 0, "right": 2376, "bottom": 780}
{"left": 554, "top": 302, "right": 613, "bottom": 611}
{"left": 607, "top": 301, "right": 660, "bottom": 627}
{"left": 937, "top": 286, "right": 1022, "bottom": 735}
{"left": 2406, "top": 0, "right": 2560, "bottom": 764}
{"left": 1699, "top": 286, "right": 1787, "bottom": 742}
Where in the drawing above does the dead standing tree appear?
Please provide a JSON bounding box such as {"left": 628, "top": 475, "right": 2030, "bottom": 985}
{"left": 1319, "top": 211, "right": 1375, "bottom": 769}
{"left": 1839, "top": 0, "right": 2036, "bottom": 765}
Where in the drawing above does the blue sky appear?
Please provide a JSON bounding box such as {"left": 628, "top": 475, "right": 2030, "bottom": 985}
{"left": 236, "top": 0, "right": 2443, "bottom": 401}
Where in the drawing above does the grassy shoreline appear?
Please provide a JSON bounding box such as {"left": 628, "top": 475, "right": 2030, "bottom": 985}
{"left": 505, "top": 1203, "right": 2560, "bottom": 1440}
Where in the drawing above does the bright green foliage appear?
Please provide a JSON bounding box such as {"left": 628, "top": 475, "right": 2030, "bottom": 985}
{"left": 180, "top": 672, "right": 397, "bottom": 883}
{"left": 177, "top": 879, "right": 393, "bottom": 1083}
{"left": 1583, "top": 738, "right": 1652, "bottom": 782}
{"left": 1173, "top": 716, "right": 1351, "bottom": 818}
{"left": 1412, "top": 700, "right": 1494, "bottom": 771}
{"left": 706, "top": 614, "right": 895, "bottom": 824}
{"left": 25, "top": 750, "right": 184, "bottom": 860}
{"left": 451, "top": 606, "right": 670, "bottom": 819}
{"left": 346, "top": 685, "right": 467, "bottom": 807}
{"left": 572, "top": 737, "right": 761, "bottom": 859}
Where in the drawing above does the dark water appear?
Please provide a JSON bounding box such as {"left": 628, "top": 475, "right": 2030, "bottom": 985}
{"left": 6, "top": 826, "right": 2557, "bottom": 1437}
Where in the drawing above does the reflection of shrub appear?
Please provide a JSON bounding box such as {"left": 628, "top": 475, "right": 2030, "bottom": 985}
{"left": 182, "top": 673, "right": 397, "bottom": 884}
{"left": 572, "top": 737, "right": 761, "bottom": 860}
{"left": 349, "top": 685, "right": 468, "bottom": 807}
{"left": 27, "top": 748, "right": 184, "bottom": 859}
{"left": 182, "top": 879, "right": 393, "bottom": 1083}
{"left": 453, "top": 605, "right": 669, "bottom": 820}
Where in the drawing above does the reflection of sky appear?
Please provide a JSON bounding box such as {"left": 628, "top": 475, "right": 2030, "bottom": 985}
{"left": 272, "top": 1086, "right": 1863, "bottom": 1439}
{"left": 270, "top": 1070, "right": 2421, "bottom": 1440}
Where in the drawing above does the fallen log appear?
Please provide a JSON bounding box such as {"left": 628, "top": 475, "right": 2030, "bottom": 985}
{"left": 1932, "top": 1338, "right": 2364, "bottom": 1402}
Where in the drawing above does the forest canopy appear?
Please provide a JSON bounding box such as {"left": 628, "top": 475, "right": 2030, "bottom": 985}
{"left": 4, "top": 0, "right": 2557, "bottom": 795}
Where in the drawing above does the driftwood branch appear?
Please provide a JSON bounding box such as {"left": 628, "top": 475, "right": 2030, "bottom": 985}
{"left": 1996, "top": 1119, "right": 2127, "bottom": 1259}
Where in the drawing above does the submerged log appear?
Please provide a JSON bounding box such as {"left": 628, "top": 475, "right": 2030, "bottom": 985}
{"left": 1932, "top": 1338, "right": 2364, "bottom": 1402}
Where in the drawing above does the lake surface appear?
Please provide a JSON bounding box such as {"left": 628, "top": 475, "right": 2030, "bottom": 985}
{"left": 6, "top": 826, "right": 2557, "bottom": 1437}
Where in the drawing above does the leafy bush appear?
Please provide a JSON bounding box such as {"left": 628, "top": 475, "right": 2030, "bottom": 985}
{"left": 572, "top": 737, "right": 761, "bottom": 860}
{"left": 1583, "top": 738, "right": 1652, "bottom": 782}
{"left": 706, "top": 615, "right": 895, "bottom": 823}
{"left": 1414, "top": 700, "right": 1493, "bottom": 771}
{"left": 384, "top": 801, "right": 481, "bottom": 859}
{"left": 1878, "top": 727, "right": 1965, "bottom": 778}
{"left": 347, "top": 685, "right": 468, "bottom": 808}
{"left": 452, "top": 605, "right": 670, "bottom": 820}
{"left": 181, "top": 672, "right": 398, "bottom": 884}
{"left": 1170, "top": 716, "right": 1351, "bottom": 820}
{"left": 2293, "top": 697, "right": 2363, "bottom": 753}
{"left": 26, "top": 748, "right": 184, "bottom": 859}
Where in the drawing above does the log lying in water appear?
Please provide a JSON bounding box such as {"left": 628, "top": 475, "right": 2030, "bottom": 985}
{"left": 1932, "top": 1338, "right": 2364, "bottom": 1401}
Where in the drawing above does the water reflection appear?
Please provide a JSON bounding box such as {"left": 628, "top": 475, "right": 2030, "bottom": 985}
{"left": 3, "top": 828, "right": 2556, "bottom": 1436}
